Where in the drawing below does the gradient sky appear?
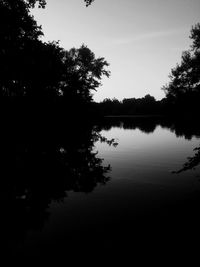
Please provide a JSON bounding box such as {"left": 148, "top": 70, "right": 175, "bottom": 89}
{"left": 32, "top": 0, "right": 200, "bottom": 102}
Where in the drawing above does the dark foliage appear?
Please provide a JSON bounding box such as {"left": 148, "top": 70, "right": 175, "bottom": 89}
{"left": 162, "top": 23, "right": 200, "bottom": 114}
{"left": 27, "top": 0, "right": 94, "bottom": 8}
{"left": 84, "top": 0, "right": 95, "bottom": 7}
{"left": 60, "top": 45, "right": 110, "bottom": 102}
{"left": 0, "top": 0, "right": 108, "bottom": 111}
{"left": 97, "top": 94, "right": 169, "bottom": 116}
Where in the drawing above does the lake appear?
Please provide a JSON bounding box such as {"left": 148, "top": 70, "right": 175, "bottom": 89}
{"left": 2, "top": 118, "right": 200, "bottom": 264}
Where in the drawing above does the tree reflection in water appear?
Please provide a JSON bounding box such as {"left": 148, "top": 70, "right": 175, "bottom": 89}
{"left": 99, "top": 117, "right": 200, "bottom": 173}
{"left": 0, "top": 119, "right": 115, "bottom": 256}
{"left": 99, "top": 116, "right": 200, "bottom": 139}
{"left": 173, "top": 145, "right": 200, "bottom": 173}
{"left": 1, "top": 116, "right": 200, "bottom": 263}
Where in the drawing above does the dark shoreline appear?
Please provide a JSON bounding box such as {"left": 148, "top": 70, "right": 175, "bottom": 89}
{"left": 104, "top": 114, "right": 166, "bottom": 118}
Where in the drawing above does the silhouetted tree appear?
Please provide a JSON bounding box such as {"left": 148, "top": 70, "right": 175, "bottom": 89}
{"left": 60, "top": 45, "right": 110, "bottom": 103}
{"left": 0, "top": 0, "right": 108, "bottom": 111}
{"left": 0, "top": 0, "right": 43, "bottom": 96}
{"left": 98, "top": 94, "right": 160, "bottom": 116}
{"left": 162, "top": 23, "right": 200, "bottom": 114}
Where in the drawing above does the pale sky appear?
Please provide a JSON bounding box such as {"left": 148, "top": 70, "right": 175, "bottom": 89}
{"left": 32, "top": 0, "right": 200, "bottom": 102}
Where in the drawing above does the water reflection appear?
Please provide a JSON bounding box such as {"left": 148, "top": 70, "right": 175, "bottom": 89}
{"left": 99, "top": 116, "right": 200, "bottom": 139}
{"left": 174, "top": 144, "right": 200, "bottom": 173}
{"left": 1, "top": 120, "right": 112, "bottom": 258}
{"left": 1, "top": 117, "right": 200, "bottom": 263}
{"left": 98, "top": 117, "right": 200, "bottom": 173}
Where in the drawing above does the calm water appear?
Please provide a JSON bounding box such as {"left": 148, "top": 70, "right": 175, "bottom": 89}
{"left": 2, "top": 118, "right": 200, "bottom": 263}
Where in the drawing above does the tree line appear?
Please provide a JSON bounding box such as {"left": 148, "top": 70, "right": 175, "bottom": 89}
{"left": 98, "top": 23, "right": 200, "bottom": 117}
{"left": 97, "top": 95, "right": 170, "bottom": 116}
{"left": 0, "top": 1, "right": 199, "bottom": 119}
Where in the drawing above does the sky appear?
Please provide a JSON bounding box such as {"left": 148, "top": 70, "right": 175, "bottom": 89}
{"left": 32, "top": 0, "right": 200, "bottom": 102}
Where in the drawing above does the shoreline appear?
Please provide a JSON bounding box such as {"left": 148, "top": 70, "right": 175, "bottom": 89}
{"left": 104, "top": 115, "right": 166, "bottom": 118}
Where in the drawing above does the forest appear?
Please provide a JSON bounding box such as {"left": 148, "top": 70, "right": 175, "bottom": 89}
{"left": 0, "top": 0, "right": 108, "bottom": 122}
{"left": 0, "top": 0, "right": 199, "bottom": 120}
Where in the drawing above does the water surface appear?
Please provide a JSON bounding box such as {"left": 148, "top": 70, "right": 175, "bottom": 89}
{"left": 3, "top": 118, "right": 200, "bottom": 264}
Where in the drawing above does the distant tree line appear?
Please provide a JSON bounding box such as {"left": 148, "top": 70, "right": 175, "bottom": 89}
{"left": 0, "top": 0, "right": 199, "bottom": 119}
{"left": 96, "top": 95, "right": 170, "bottom": 116}
{"left": 97, "top": 23, "right": 200, "bottom": 117}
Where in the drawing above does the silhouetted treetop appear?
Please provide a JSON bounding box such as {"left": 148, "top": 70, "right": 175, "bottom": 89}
{"left": 84, "top": 0, "right": 95, "bottom": 7}
{"left": 26, "top": 0, "right": 94, "bottom": 8}
{"left": 0, "top": 0, "right": 108, "bottom": 103}
{"left": 98, "top": 95, "right": 161, "bottom": 116}
{"left": 162, "top": 23, "right": 200, "bottom": 113}
{"left": 190, "top": 23, "right": 200, "bottom": 50}
{"left": 26, "top": 0, "right": 46, "bottom": 8}
{"left": 61, "top": 45, "right": 110, "bottom": 102}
